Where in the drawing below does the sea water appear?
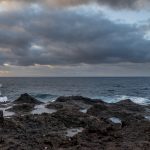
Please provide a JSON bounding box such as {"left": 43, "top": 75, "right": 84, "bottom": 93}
{"left": 0, "top": 77, "right": 150, "bottom": 105}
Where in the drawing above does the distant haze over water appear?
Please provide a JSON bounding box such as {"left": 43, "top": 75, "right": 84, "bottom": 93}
{"left": 0, "top": 77, "right": 150, "bottom": 105}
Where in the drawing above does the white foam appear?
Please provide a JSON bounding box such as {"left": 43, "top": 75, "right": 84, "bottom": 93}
{"left": 0, "top": 96, "right": 8, "bottom": 103}
{"left": 117, "top": 95, "right": 148, "bottom": 105}
{"left": 109, "top": 117, "right": 122, "bottom": 124}
{"left": 51, "top": 99, "right": 56, "bottom": 102}
{"left": 98, "top": 95, "right": 149, "bottom": 105}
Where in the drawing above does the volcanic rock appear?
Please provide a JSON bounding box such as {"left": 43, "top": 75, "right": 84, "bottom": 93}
{"left": 7, "top": 104, "right": 34, "bottom": 113}
{"left": 56, "top": 96, "right": 99, "bottom": 105}
{"left": 0, "top": 95, "right": 149, "bottom": 150}
{"left": 13, "top": 93, "right": 43, "bottom": 104}
{"left": 0, "top": 110, "right": 4, "bottom": 124}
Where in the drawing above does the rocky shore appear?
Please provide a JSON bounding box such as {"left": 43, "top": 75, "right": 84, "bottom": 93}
{"left": 0, "top": 93, "right": 150, "bottom": 150}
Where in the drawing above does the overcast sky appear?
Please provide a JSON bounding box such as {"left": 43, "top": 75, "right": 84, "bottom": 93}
{"left": 0, "top": 0, "right": 150, "bottom": 77}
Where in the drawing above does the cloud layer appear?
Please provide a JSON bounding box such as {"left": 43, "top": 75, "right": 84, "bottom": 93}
{"left": 0, "top": 0, "right": 150, "bottom": 9}
{"left": 0, "top": 5, "right": 149, "bottom": 67}
{"left": 0, "top": 0, "right": 150, "bottom": 76}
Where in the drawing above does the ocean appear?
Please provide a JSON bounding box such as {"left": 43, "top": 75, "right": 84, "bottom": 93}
{"left": 0, "top": 77, "right": 150, "bottom": 105}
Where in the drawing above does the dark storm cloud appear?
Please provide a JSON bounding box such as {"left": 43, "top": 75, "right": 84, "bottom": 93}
{"left": 0, "top": 0, "right": 149, "bottom": 9}
{"left": 0, "top": 7, "right": 150, "bottom": 67}
{"left": 96, "top": 0, "right": 149, "bottom": 9}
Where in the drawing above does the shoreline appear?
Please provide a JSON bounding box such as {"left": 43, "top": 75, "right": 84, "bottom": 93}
{"left": 0, "top": 94, "right": 150, "bottom": 149}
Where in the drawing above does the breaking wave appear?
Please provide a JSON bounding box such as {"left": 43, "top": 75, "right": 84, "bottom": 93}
{"left": 0, "top": 83, "right": 8, "bottom": 102}
{"left": 0, "top": 96, "right": 8, "bottom": 102}
{"left": 97, "top": 95, "right": 150, "bottom": 105}
{"left": 33, "top": 93, "right": 58, "bottom": 100}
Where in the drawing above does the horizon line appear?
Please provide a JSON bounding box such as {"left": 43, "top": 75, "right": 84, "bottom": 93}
{"left": 0, "top": 76, "right": 150, "bottom": 78}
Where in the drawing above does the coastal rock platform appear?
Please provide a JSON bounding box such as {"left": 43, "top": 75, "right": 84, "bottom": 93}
{"left": 0, "top": 94, "right": 149, "bottom": 150}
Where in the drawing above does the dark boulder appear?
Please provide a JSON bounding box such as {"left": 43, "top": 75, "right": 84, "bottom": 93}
{"left": 87, "top": 103, "right": 108, "bottom": 117}
{"left": 13, "top": 93, "right": 43, "bottom": 104}
{"left": 46, "top": 102, "right": 80, "bottom": 111}
{"left": 0, "top": 110, "right": 4, "bottom": 124}
{"left": 55, "top": 96, "right": 99, "bottom": 105}
{"left": 115, "top": 99, "right": 146, "bottom": 112}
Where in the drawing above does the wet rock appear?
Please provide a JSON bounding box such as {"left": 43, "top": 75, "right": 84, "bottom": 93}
{"left": 46, "top": 102, "right": 64, "bottom": 110}
{"left": 48, "top": 96, "right": 102, "bottom": 113}
{"left": 85, "top": 116, "right": 112, "bottom": 134}
{"left": 0, "top": 95, "right": 150, "bottom": 150}
{"left": 46, "top": 102, "right": 80, "bottom": 111}
{"left": 0, "top": 110, "right": 4, "bottom": 124}
{"left": 0, "top": 137, "right": 4, "bottom": 144}
{"left": 52, "top": 108, "right": 88, "bottom": 128}
{"left": 56, "top": 96, "right": 99, "bottom": 105}
{"left": 115, "top": 99, "right": 145, "bottom": 112}
{"left": 7, "top": 104, "right": 34, "bottom": 113}
{"left": 87, "top": 103, "right": 109, "bottom": 118}
{"left": 14, "top": 93, "right": 43, "bottom": 104}
{"left": 87, "top": 99, "right": 147, "bottom": 124}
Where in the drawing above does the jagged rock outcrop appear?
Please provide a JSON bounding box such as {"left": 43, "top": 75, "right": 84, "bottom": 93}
{"left": 13, "top": 93, "right": 43, "bottom": 105}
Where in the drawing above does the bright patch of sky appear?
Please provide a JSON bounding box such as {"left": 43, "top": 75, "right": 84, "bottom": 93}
{"left": 67, "top": 3, "right": 150, "bottom": 40}
{"left": 68, "top": 3, "right": 150, "bottom": 25}
{"left": 100, "top": 7, "right": 150, "bottom": 25}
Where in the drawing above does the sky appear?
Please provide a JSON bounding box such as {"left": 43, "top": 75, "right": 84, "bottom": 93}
{"left": 0, "top": 0, "right": 150, "bottom": 77}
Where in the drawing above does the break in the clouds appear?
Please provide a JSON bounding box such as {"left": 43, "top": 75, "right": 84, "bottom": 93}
{"left": 0, "top": 0, "right": 150, "bottom": 76}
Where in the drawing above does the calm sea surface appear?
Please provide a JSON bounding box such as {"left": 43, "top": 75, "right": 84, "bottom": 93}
{"left": 0, "top": 77, "right": 150, "bottom": 105}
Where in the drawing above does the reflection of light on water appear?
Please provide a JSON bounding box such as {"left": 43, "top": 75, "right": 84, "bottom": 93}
{"left": 109, "top": 117, "right": 122, "bottom": 124}
{"left": 145, "top": 116, "right": 150, "bottom": 121}
{"left": 66, "top": 128, "right": 84, "bottom": 137}
{"left": 0, "top": 106, "right": 15, "bottom": 117}
{"left": 31, "top": 104, "right": 57, "bottom": 115}
{"left": 80, "top": 109, "right": 88, "bottom": 113}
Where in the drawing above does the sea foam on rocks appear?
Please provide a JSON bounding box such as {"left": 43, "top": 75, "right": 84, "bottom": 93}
{"left": 0, "top": 96, "right": 8, "bottom": 103}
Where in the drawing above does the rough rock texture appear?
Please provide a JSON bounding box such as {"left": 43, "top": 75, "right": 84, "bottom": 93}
{"left": 56, "top": 96, "right": 101, "bottom": 104}
{"left": 0, "top": 110, "right": 4, "bottom": 124}
{"left": 0, "top": 95, "right": 150, "bottom": 150}
{"left": 13, "top": 93, "right": 43, "bottom": 105}
{"left": 6, "top": 104, "right": 35, "bottom": 114}
{"left": 47, "top": 96, "right": 100, "bottom": 111}
{"left": 87, "top": 100, "right": 147, "bottom": 126}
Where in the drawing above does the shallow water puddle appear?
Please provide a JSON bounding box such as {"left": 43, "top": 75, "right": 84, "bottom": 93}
{"left": 109, "top": 117, "right": 122, "bottom": 124}
{"left": 80, "top": 109, "right": 88, "bottom": 113}
{"left": 31, "top": 104, "right": 57, "bottom": 114}
{"left": 0, "top": 106, "right": 15, "bottom": 117}
{"left": 145, "top": 116, "right": 150, "bottom": 121}
{"left": 66, "top": 128, "right": 84, "bottom": 137}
